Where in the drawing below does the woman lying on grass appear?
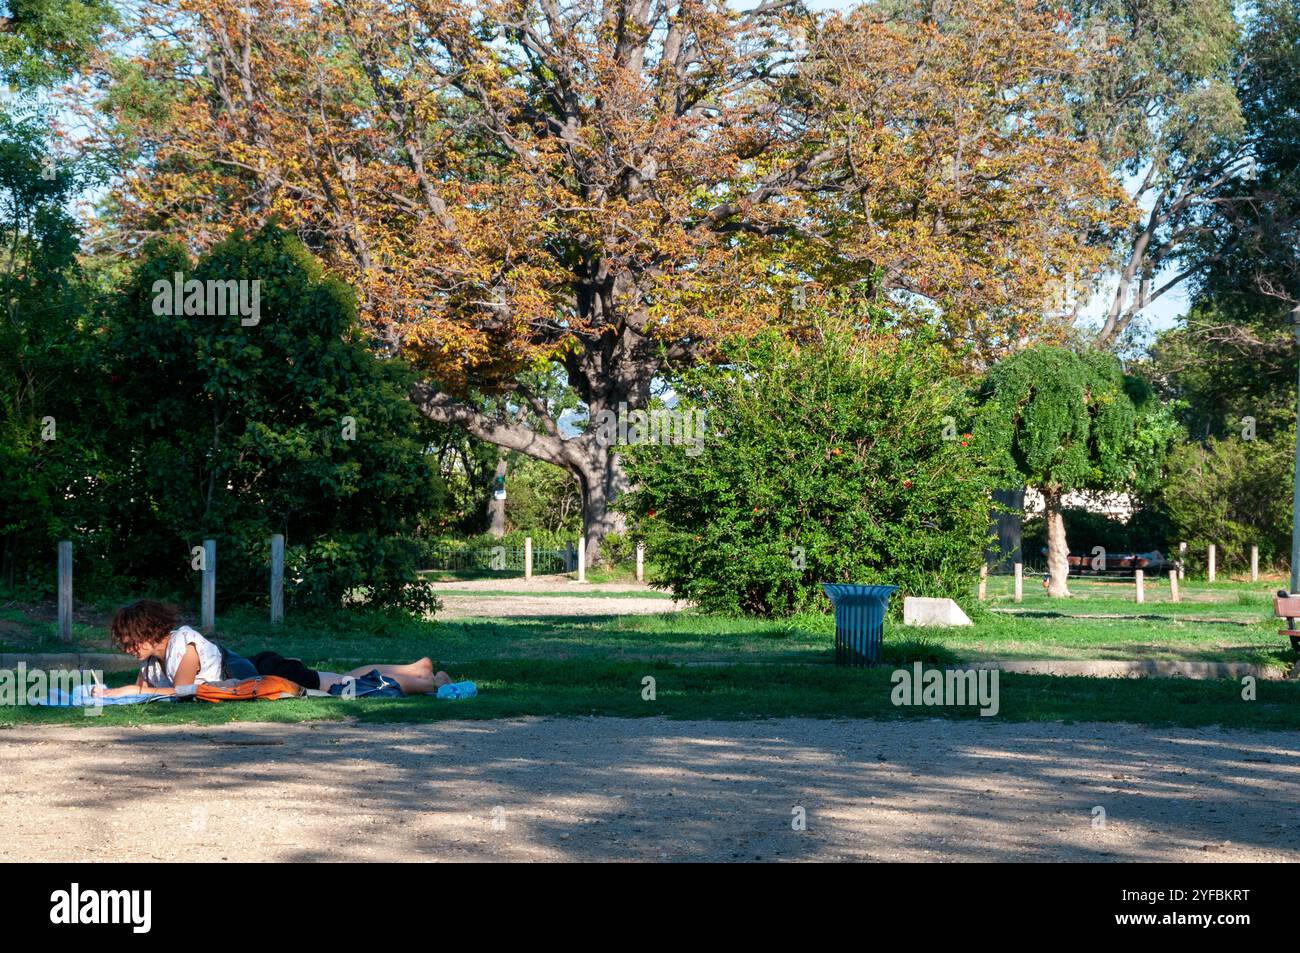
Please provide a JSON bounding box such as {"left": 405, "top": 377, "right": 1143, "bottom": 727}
{"left": 93, "top": 599, "right": 452, "bottom": 698}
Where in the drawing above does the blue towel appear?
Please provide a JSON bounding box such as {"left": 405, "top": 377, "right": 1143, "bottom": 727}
{"left": 436, "top": 680, "right": 477, "bottom": 700}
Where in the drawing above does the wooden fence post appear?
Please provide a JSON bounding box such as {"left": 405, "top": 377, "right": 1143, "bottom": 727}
{"left": 577, "top": 536, "right": 586, "bottom": 583}
{"left": 1169, "top": 569, "right": 1180, "bottom": 603}
{"left": 1135, "top": 568, "right": 1145, "bottom": 604}
{"left": 270, "top": 534, "right": 284, "bottom": 625}
{"left": 1251, "top": 545, "right": 1259, "bottom": 582}
{"left": 201, "top": 538, "right": 216, "bottom": 633}
{"left": 1014, "top": 562, "right": 1023, "bottom": 603}
{"left": 57, "top": 540, "right": 72, "bottom": 643}
{"left": 1207, "top": 544, "right": 1216, "bottom": 582}
{"left": 524, "top": 537, "right": 533, "bottom": 581}
{"left": 978, "top": 564, "right": 988, "bottom": 601}
{"left": 636, "top": 542, "right": 644, "bottom": 583}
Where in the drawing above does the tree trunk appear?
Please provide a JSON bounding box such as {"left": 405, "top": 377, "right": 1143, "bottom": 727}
{"left": 487, "top": 452, "right": 508, "bottom": 538}
{"left": 1, "top": 531, "right": 14, "bottom": 589}
{"left": 411, "top": 376, "right": 641, "bottom": 568}
{"left": 574, "top": 445, "right": 629, "bottom": 567}
{"left": 1043, "top": 487, "right": 1072, "bottom": 598}
{"left": 411, "top": 270, "right": 668, "bottom": 566}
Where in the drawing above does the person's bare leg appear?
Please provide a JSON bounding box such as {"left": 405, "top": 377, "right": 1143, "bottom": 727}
{"left": 316, "top": 661, "right": 451, "bottom": 695}
{"left": 387, "top": 673, "right": 445, "bottom": 694}
{"left": 342, "top": 658, "right": 432, "bottom": 680}
{"left": 314, "top": 671, "right": 345, "bottom": 691}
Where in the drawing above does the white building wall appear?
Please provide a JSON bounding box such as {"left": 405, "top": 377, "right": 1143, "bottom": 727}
{"left": 1021, "top": 488, "right": 1134, "bottom": 522}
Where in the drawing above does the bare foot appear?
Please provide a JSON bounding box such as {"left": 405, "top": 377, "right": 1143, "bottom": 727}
{"left": 434, "top": 671, "right": 452, "bottom": 688}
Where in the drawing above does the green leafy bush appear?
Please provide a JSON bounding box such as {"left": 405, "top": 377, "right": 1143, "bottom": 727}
{"left": 597, "top": 531, "right": 635, "bottom": 568}
{"left": 1153, "top": 433, "right": 1293, "bottom": 571}
{"left": 284, "top": 534, "right": 438, "bottom": 615}
{"left": 619, "top": 317, "right": 995, "bottom": 617}
{"left": 85, "top": 225, "right": 448, "bottom": 611}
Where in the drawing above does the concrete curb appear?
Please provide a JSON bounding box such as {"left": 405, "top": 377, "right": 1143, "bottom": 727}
{"left": 0, "top": 652, "right": 139, "bottom": 672}
{"left": 956, "top": 659, "right": 1291, "bottom": 681}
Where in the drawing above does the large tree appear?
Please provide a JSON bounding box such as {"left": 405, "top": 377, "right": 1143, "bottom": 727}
{"left": 0, "top": 0, "right": 115, "bottom": 89}
{"left": 102, "top": 226, "right": 447, "bottom": 609}
{"left": 1058, "top": 0, "right": 1250, "bottom": 348}
{"left": 87, "top": 0, "right": 1124, "bottom": 561}
{"left": 1188, "top": 0, "right": 1300, "bottom": 324}
{"left": 1141, "top": 1, "right": 1300, "bottom": 461}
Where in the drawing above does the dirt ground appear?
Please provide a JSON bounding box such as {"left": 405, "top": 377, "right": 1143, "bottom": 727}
{"left": 4, "top": 717, "right": 1298, "bottom": 862}
{"left": 431, "top": 576, "right": 688, "bottom": 619}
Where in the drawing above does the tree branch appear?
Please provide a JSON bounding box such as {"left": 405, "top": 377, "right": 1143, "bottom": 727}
{"left": 411, "top": 383, "right": 570, "bottom": 467}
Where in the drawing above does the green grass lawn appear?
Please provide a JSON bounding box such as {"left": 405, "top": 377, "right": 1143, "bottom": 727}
{"left": 965, "top": 574, "right": 1291, "bottom": 665}
{"left": 921, "top": 574, "right": 1290, "bottom": 668}
{"left": 6, "top": 659, "right": 1298, "bottom": 730}
{"left": 2, "top": 573, "right": 1297, "bottom": 728}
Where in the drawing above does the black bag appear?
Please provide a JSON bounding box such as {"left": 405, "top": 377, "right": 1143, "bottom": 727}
{"left": 329, "top": 669, "right": 405, "bottom": 699}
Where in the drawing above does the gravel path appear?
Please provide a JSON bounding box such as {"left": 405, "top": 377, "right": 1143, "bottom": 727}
{"left": 4, "top": 717, "right": 1298, "bottom": 862}
{"left": 431, "top": 577, "right": 688, "bottom": 619}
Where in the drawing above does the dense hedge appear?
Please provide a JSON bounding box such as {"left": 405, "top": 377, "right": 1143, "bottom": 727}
{"left": 1154, "top": 433, "right": 1293, "bottom": 572}
{"left": 9, "top": 225, "right": 447, "bottom": 612}
{"left": 619, "top": 319, "right": 995, "bottom": 617}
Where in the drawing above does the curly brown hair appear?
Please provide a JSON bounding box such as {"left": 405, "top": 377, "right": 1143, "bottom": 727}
{"left": 110, "top": 600, "right": 178, "bottom": 654}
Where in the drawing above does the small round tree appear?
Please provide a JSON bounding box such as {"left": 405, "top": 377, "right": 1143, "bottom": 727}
{"left": 976, "top": 346, "right": 1138, "bottom": 597}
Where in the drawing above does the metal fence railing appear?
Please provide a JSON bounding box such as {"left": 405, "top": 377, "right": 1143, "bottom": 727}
{"left": 422, "top": 545, "right": 574, "bottom": 575}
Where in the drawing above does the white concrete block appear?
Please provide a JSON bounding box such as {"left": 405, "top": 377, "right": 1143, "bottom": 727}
{"left": 903, "top": 596, "right": 972, "bottom": 627}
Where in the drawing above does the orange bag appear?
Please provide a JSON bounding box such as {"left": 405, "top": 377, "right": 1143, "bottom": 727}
{"left": 194, "top": 675, "right": 303, "bottom": 703}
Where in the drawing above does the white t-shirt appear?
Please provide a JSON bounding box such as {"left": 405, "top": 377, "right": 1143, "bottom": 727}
{"left": 141, "top": 626, "right": 224, "bottom": 688}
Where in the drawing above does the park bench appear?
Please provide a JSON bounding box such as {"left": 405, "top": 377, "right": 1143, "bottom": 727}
{"left": 1059, "top": 551, "right": 1168, "bottom": 581}
{"left": 1273, "top": 593, "right": 1300, "bottom": 652}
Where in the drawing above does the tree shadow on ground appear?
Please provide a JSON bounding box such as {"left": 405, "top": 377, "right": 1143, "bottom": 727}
{"left": 13, "top": 717, "right": 1300, "bottom": 862}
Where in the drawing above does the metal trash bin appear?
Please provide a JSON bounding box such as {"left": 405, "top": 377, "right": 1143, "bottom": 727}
{"left": 821, "top": 583, "right": 900, "bottom": 667}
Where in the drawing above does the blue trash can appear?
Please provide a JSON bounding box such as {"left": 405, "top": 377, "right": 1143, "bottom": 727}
{"left": 821, "top": 583, "right": 900, "bottom": 667}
